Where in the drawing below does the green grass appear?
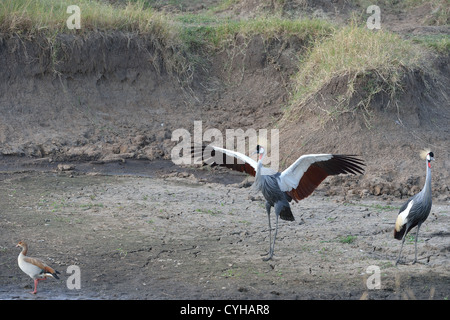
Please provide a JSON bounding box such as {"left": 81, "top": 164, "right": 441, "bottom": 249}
{"left": 338, "top": 235, "right": 357, "bottom": 244}
{"left": 195, "top": 208, "right": 223, "bottom": 215}
{"left": 177, "top": 15, "right": 334, "bottom": 53}
{"left": 344, "top": 202, "right": 400, "bottom": 212}
{"left": 412, "top": 34, "right": 450, "bottom": 54}
{"left": 217, "top": 16, "right": 333, "bottom": 42}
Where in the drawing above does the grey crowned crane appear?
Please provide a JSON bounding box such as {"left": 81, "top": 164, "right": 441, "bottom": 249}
{"left": 193, "top": 144, "right": 365, "bottom": 260}
{"left": 394, "top": 150, "right": 434, "bottom": 265}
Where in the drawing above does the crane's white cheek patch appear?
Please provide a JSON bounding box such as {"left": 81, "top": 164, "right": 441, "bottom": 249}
{"left": 395, "top": 200, "right": 414, "bottom": 231}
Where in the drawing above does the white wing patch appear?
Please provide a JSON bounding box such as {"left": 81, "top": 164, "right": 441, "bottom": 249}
{"left": 207, "top": 145, "right": 258, "bottom": 169}
{"left": 395, "top": 200, "right": 414, "bottom": 231}
{"left": 278, "top": 154, "right": 333, "bottom": 192}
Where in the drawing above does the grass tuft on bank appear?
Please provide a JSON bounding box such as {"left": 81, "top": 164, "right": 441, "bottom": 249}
{"left": 0, "top": 0, "right": 440, "bottom": 114}
{"left": 287, "top": 23, "right": 425, "bottom": 126}
{"left": 0, "top": 0, "right": 168, "bottom": 35}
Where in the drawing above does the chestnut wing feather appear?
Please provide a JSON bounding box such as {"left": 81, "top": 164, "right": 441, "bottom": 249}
{"left": 285, "top": 155, "right": 365, "bottom": 202}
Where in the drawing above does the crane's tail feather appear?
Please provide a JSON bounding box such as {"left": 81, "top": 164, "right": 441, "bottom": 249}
{"left": 280, "top": 206, "right": 294, "bottom": 221}
{"left": 393, "top": 226, "right": 405, "bottom": 240}
{"left": 394, "top": 223, "right": 417, "bottom": 241}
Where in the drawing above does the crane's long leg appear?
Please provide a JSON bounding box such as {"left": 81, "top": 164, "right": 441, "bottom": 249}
{"left": 395, "top": 230, "right": 408, "bottom": 266}
{"left": 412, "top": 224, "right": 421, "bottom": 264}
{"left": 268, "top": 214, "right": 279, "bottom": 261}
{"left": 261, "top": 202, "right": 272, "bottom": 257}
{"left": 263, "top": 212, "right": 279, "bottom": 261}
{"left": 263, "top": 202, "right": 285, "bottom": 261}
{"left": 263, "top": 205, "right": 281, "bottom": 261}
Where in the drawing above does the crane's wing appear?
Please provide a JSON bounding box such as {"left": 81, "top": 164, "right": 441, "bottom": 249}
{"left": 394, "top": 198, "right": 414, "bottom": 240}
{"left": 394, "top": 192, "right": 429, "bottom": 240}
{"left": 279, "top": 154, "right": 365, "bottom": 201}
{"left": 192, "top": 144, "right": 259, "bottom": 176}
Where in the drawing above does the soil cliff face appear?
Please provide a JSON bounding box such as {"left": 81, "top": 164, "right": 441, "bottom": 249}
{"left": 0, "top": 33, "right": 293, "bottom": 158}
{"left": 0, "top": 33, "right": 194, "bottom": 161}
{"left": 0, "top": 29, "right": 449, "bottom": 198}
{"left": 280, "top": 60, "right": 450, "bottom": 198}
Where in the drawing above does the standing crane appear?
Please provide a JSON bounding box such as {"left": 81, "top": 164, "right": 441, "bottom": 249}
{"left": 394, "top": 150, "right": 434, "bottom": 265}
{"left": 192, "top": 144, "right": 365, "bottom": 260}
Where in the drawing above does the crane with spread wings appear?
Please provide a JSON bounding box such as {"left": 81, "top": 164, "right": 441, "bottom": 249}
{"left": 192, "top": 144, "right": 365, "bottom": 260}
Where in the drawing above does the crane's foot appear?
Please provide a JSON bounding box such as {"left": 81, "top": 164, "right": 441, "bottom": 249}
{"left": 262, "top": 251, "right": 274, "bottom": 261}
{"left": 395, "top": 258, "right": 409, "bottom": 266}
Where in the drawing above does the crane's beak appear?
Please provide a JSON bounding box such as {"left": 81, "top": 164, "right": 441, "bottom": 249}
{"left": 427, "top": 155, "right": 434, "bottom": 168}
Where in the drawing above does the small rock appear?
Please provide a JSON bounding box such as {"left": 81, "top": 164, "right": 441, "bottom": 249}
{"left": 57, "top": 164, "right": 75, "bottom": 171}
{"left": 373, "top": 185, "right": 382, "bottom": 196}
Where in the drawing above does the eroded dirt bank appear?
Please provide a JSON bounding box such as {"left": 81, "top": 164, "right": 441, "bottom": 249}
{"left": 0, "top": 160, "right": 448, "bottom": 300}
{"left": 1, "top": 31, "right": 449, "bottom": 200}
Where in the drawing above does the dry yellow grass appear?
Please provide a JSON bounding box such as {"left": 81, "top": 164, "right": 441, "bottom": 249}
{"left": 287, "top": 23, "right": 425, "bottom": 126}
{"left": 0, "top": 0, "right": 168, "bottom": 34}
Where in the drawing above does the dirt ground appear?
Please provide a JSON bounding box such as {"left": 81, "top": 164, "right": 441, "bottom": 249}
{"left": 0, "top": 158, "right": 448, "bottom": 300}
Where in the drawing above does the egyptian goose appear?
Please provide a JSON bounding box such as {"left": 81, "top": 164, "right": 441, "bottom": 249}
{"left": 16, "top": 241, "right": 60, "bottom": 294}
